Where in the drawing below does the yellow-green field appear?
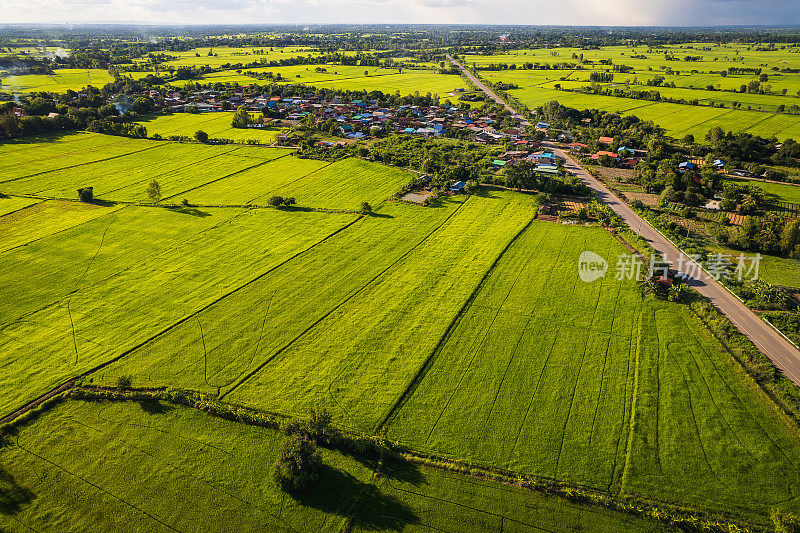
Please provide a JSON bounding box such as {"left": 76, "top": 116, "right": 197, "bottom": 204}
{"left": 136, "top": 112, "right": 284, "bottom": 143}
{"left": 0, "top": 69, "right": 115, "bottom": 93}
{"left": 466, "top": 44, "right": 800, "bottom": 140}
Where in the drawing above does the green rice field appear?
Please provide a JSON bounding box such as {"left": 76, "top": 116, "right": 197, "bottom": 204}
{"left": 723, "top": 176, "right": 800, "bottom": 204}
{"left": 466, "top": 44, "right": 800, "bottom": 141}
{"left": 191, "top": 65, "right": 465, "bottom": 97}
{"left": 136, "top": 112, "right": 284, "bottom": 143}
{"left": 0, "top": 68, "right": 115, "bottom": 93}
{"left": 0, "top": 132, "right": 409, "bottom": 208}
{"left": 3, "top": 133, "right": 800, "bottom": 528}
{"left": 0, "top": 400, "right": 669, "bottom": 532}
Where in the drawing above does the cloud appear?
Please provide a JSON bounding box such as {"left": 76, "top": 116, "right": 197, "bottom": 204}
{"left": 1, "top": 0, "right": 798, "bottom": 25}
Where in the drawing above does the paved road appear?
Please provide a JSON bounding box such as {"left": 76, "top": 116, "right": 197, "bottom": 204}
{"left": 447, "top": 54, "right": 530, "bottom": 126}
{"left": 448, "top": 55, "right": 800, "bottom": 384}
{"left": 546, "top": 141, "right": 800, "bottom": 385}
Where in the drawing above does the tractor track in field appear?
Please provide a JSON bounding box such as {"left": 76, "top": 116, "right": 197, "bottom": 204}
{"left": 375, "top": 213, "right": 537, "bottom": 435}
{"left": 219, "top": 196, "right": 472, "bottom": 401}
{"left": 0, "top": 142, "right": 168, "bottom": 186}
{"left": 0, "top": 213, "right": 365, "bottom": 423}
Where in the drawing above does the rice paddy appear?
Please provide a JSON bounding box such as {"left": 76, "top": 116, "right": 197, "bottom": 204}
{"left": 3, "top": 130, "right": 800, "bottom": 529}
{"left": 467, "top": 44, "right": 800, "bottom": 140}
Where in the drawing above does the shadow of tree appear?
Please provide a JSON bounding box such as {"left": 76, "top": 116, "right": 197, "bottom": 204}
{"left": 165, "top": 206, "right": 212, "bottom": 218}
{"left": 137, "top": 399, "right": 173, "bottom": 415}
{"left": 293, "top": 464, "right": 418, "bottom": 532}
{"left": 0, "top": 466, "right": 35, "bottom": 515}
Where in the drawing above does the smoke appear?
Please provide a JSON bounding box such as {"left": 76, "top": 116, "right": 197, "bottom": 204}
{"left": 114, "top": 95, "right": 133, "bottom": 114}
{"left": 42, "top": 47, "right": 70, "bottom": 60}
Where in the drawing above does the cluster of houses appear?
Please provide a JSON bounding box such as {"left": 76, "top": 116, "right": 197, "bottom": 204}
{"left": 565, "top": 136, "right": 648, "bottom": 168}
{"left": 491, "top": 147, "right": 565, "bottom": 176}
{"left": 142, "top": 88, "right": 530, "bottom": 143}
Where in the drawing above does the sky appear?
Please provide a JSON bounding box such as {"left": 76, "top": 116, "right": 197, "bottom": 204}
{"left": 2, "top": 0, "right": 799, "bottom": 26}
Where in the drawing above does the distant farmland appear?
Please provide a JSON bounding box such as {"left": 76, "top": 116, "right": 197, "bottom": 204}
{"left": 0, "top": 68, "right": 115, "bottom": 93}
{"left": 466, "top": 43, "right": 800, "bottom": 140}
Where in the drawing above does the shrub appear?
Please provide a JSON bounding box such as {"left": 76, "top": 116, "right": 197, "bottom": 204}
{"left": 283, "top": 197, "right": 296, "bottom": 207}
{"left": 116, "top": 375, "right": 132, "bottom": 390}
{"left": 273, "top": 435, "right": 322, "bottom": 493}
{"left": 360, "top": 201, "right": 372, "bottom": 215}
{"left": 181, "top": 198, "right": 190, "bottom": 207}
{"left": 77, "top": 187, "right": 94, "bottom": 203}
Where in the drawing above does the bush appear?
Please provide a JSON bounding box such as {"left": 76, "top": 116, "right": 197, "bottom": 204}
{"left": 360, "top": 201, "right": 372, "bottom": 215}
{"left": 77, "top": 187, "right": 94, "bottom": 203}
{"left": 269, "top": 195, "right": 296, "bottom": 208}
{"left": 273, "top": 435, "right": 322, "bottom": 493}
{"left": 116, "top": 375, "right": 132, "bottom": 390}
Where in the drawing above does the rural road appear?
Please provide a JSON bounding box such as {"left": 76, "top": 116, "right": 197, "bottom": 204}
{"left": 449, "top": 54, "right": 800, "bottom": 385}
{"left": 447, "top": 54, "right": 530, "bottom": 126}
{"left": 549, "top": 142, "right": 800, "bottom": 385}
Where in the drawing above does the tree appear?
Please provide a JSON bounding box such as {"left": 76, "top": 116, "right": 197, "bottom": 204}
{"left": 360, "top": 202, "right": 372, "bottom": 215}
{"left": 77, "top": 187, "right": 94, "bottom": 203}
{"left": 194, "top": 130, "right": 209, "bottom": 143}
{"left": 303, "top": 407, "right": 333, "bottom": 442}
{"left": 231, "top": 106, "right": 251, "bottom": 129}
{"left": 268, "top": 195, "right": 284, "bottom": 207}
{"left": 131, "top": 97, "right": 154, "bottom": 115}
{"left": 781, "top": 220, "right": 800, "bottom": 258}
{"left": 146, "top": 180, "right": 162, "bottom": 204}
{"left": 273, "top": 435, "right": 322, "bottom": 493}
{"left": 682, "top": 134, "right": 694, "bottom": 145}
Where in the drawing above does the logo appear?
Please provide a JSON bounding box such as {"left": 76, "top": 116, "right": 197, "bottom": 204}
{"left": 578, "top": 251, "right": 607, "bottom": 282}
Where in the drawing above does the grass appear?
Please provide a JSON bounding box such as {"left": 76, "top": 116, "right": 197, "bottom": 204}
{"left": 0, "top": 399, "right": 671, "bottom": 532}
{"left": 0, "top": 196, "right": 41, "bottom": 217}
{"left": 190, "top": 66, "right": 465, "bottom": 97}
{"left": 708, "top": 245, "right": 800, "bottom": 288}
{"left": 136, "top": 112, "right": 285, "bottom": 144}
{"left": 0, "top": 204, "right": 357, "bottom": 417}
{"left": 723, "top": 176, "right": 800, "bottom": 204}
{"left": 0, "top": 69, "right": 115, "bottom": 93}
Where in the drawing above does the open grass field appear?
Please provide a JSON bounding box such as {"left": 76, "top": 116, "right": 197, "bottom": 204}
{"left": 467, "top": 44, "right": 800, "bottom": 141}
{"left": 0, "top": 400, "right": 670, "bottom": 532}
{"left": 136, "top": 112, "right": 285, "bottom": 144}
{"left": 707, "top": 245, "right": 800, "bottom": 288}
{"left": 0, "top": 68, "right": 115, "bottom": 93}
